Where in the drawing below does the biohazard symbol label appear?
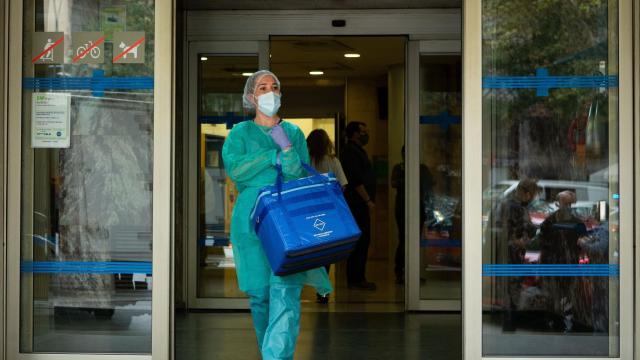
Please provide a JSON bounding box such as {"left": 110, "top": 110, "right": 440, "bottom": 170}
{"left": 313, "top": 218, "right": 326, "bottom": 231}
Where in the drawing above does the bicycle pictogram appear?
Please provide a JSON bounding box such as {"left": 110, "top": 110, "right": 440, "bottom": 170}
{"left": 71, "top": 33, "right": 105, "bottom": 64}
{"left": 76, "top": 40, "right": 101, "bottom": 59}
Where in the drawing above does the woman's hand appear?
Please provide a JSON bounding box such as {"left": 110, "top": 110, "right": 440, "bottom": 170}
{"left": 270, "top": 124, "right": 292, "bottom": 150}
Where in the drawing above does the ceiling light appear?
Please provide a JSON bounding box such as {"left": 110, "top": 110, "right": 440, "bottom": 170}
{"left": 344, "top": 53, "right": 361, "bottom": 58}
{"left": 309, "top": 71, "right": 324, "bottom": 76}
{"left": 242, "top": 72, "right": 253, "bottom": 77}
{"left": 200, "top": 56, "right": 208, "bottom": 61}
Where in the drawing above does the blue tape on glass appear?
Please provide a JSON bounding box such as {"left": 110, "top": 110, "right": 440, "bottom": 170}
{"left": 420, "top": 239, "right": 461, "bottom": 248}
{"left": 483, "top": 68, "right": 619, "bottom": 96}
{"left": 23, "top": 69, "right": 153, "bottom": 97}
{"left": 420, "top": 112, "right": 461, "bottom": 129}
{"left": 20, "top": 261, "right": 152, "bottom": 274}
{"left": 482, "top": 264, "right": 619, "bottom": 277}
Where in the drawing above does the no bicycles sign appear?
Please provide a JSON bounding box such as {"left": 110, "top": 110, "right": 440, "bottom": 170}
{"left": 72, "top": 32, "right": 105, "bottom": 64}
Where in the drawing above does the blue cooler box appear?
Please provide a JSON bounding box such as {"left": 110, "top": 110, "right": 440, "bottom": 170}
{"left": 251, "top": 165, "right": 361, "bottom": 276}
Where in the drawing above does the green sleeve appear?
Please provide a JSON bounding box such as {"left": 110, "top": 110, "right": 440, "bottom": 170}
{"left": 222, "top": 126, "right": 277, "bottom": 185}
{"left": 280, "top": 126, "right": 309, "bottom": 179}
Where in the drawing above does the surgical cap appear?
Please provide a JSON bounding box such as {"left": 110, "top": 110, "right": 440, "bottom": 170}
{"left": 242, "top": 70, "right": 281, "bottom": 111}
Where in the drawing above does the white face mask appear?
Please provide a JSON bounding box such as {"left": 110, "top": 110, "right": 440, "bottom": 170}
{"left": 256, "top": 91, "right": 281, "bottom": 117}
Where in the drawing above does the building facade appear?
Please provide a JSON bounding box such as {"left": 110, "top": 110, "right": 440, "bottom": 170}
{"left": 1, "top": 0, "right": 639, "bottom": 359}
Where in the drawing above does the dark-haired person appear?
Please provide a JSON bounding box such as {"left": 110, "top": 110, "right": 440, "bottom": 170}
{"left": 307, "top": 128, "right": 348, "bottom": 303}
{"left": 391, "top": 145, "right": 434, "bottom": 285}
{"left": 538, "top": 191, "right": 586, "bottom": 333}
{"left": 340, "top": 121, "right": 377, "bottom": 290}
{"left": 487, "top": 178, "right": 540, "bottom": 331}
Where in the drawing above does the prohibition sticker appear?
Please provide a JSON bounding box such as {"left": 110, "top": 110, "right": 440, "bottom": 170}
{"left": 32, "top": 32, "right": 64, "bottom": 64}
{"left": 71, "top": 32, "right": 105, "bottom": 64}
{"left": 112, "top": 31, "right": 145, "bottom": 64}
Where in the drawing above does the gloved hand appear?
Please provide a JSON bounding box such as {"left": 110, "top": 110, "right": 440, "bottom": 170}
{"left": 269, "top": 124, "right": 291, "bottom": 150}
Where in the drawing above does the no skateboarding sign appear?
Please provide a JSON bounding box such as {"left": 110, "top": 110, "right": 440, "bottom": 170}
{"left": 112, "top": 32, "right": 145, "bottom": 64}
{"left": 32, "top": 32, "right": 64, "bottom": 64}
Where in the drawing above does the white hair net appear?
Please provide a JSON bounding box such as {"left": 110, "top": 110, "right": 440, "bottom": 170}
{"left": 242, "top": 70, "right": 281, "bottom": 111}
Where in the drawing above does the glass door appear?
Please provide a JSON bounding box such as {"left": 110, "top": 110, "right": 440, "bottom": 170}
{"left": 6, "top": 0, "right": 172, "bottom": 358}
{"left": 407, "top": 40, "right": 463, "bottom": 311}
{"left": 464, "top": 0, "right": 634, "bottom": 358}
{"left": 187, "top": 41, "right": 268, "bottom": 309}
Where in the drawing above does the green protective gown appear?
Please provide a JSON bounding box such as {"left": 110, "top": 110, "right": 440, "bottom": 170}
{"left": 221, "top": 120, "right": 333, "bottom": 295}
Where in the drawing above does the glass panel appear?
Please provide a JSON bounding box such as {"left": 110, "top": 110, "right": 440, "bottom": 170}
{"left": 20, "top": 0, "right": 154, "bottom": 353}
{"left": 482, "top": 0, "right": 619, "bottom": 356}
{"left": 418, "top": 55, "right": 462, "bottom": 300}
{"left": 197, "top": 55, "right": 257, "bottom": 298}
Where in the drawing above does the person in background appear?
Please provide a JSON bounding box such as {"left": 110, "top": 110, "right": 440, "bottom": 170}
{"left": 306, "top": 128, "right": 348, "bottom": 303}
{"left": 487, "top": 178, "right": 540, "bottom": 331}
{"left": 390, "top": 145, "right": 434, "bottom": 284}
{"left": 577, "top": 212, "right": 610, "bottom": 333}
{"left": 222, "top": 70, "right": 332, "bottom": 360}
{"left": 340, "top": 121, "right": 377, "bottom": 291}
{"left": 538, "top": 190, "right": 586, "bottom": 333}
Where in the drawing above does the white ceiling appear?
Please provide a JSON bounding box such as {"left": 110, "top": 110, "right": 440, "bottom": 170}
{"left": 183, "top": 0, "right": 460, "bottom": 10}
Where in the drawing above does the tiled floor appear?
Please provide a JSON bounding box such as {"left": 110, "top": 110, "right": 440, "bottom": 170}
{"left": 178, "top": 257, "right": 464, "bottom": 359}
{"left": 174, "top": 310, "right": 463, "bottom": 360}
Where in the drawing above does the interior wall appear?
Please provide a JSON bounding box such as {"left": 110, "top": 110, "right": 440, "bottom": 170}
{"left": 345, "top": 77, "right": 389, "bottom": 259}
{"left": 280, "top": 85, "right": 344, "bottom": 119}
{"left": 387, "top": 65, "right": 405, "bottom": 261}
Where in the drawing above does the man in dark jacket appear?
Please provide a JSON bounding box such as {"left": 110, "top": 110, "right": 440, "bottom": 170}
{"left": 488, "top": 178, "right": 540, "bottom": 331}
{"left": 391, "top": 145, "right": 434, "bottom": 284}
{"left": 538, "top": 191, "right": 587, "bottom": 332}
{"left": 341, "top": 121, "right": 377, "bottom": 290}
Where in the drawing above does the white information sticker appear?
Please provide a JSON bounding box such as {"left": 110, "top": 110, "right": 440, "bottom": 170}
{"left": 32, "top": 92, "right": 71, "bottom": 148}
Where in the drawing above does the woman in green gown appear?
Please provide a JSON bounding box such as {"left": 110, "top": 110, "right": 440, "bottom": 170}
{"left": 221, "top": 70, "right": 332, "bottom": 360}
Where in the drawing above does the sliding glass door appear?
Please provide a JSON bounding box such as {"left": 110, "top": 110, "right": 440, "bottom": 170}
{"left": 464, "top": 0, "right": 634, "bottom": 358}
{"left": 6, "top": 0, "right": 172, "bottom": 358}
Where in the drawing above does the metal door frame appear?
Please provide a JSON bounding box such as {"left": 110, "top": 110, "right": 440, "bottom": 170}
{"left": 634, "top": 1, "right": 639, "bottom": 358}
{"left": 1, "top": 0, "right": 6, "bottom": 358}
{"left": 462, "top": 0, "right": 635, "bottom": 358}
{"left": 185, "top": 40, "right": 269, "bottom": 309}
{"left": 4, "top": 0, "right": 173, "bottom": 358}
{"left": 406, "top": 39, "right": 462, "bottom": 311}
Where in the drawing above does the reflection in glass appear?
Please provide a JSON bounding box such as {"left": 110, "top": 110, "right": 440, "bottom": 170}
{"left": 481, "top": 0, "right": 619, "bottom": 356}
{"left": 418, "top": 55, "right": 462, "bottom": 301}
{"left": 20, "top": 0, "right": 155, "bottom": 353}
{"left": 197, "top": 56, "right": 257, "bottom": 298}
